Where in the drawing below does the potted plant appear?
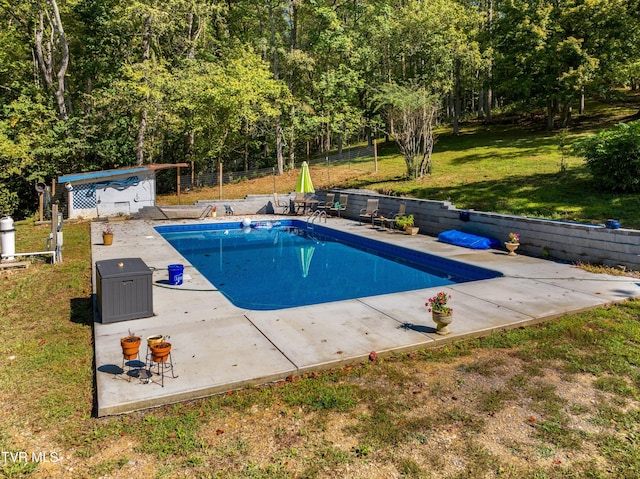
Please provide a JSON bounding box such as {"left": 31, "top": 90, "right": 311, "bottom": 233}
{"left": 395, "top": 215, "right": 419, "bottom": 235}
{"left": 120, "top": 331, "right": 141, "bottom": 359}
{"left": 505, "top": 232, "right": 520, "bottom": 256}
{"left": 426, "top": 291, "right": 453, "bottom": 335}
{"left": 103, "top": 224, "right": 114, "bottom": 246}
{"left": 147, "top": 334, "right": 164, "bottom": 346}
{"left": 150, "top": 341, "right": 172, "bottom": 363}
{"left": 211, "top": 206, "right": 217, "bottom": 218}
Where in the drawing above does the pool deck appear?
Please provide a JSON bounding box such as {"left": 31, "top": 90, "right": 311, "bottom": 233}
{"left": 92, "top": 216, "right": 640, "bottom": 416}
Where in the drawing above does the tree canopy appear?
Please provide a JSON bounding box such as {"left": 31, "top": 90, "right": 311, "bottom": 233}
{"left": 1, "top": 0, "right": 639, "bottom": 216}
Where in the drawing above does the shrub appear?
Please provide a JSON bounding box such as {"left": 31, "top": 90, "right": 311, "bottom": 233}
{"left": 573, "top": 121, "right": 640, "bottom": 192}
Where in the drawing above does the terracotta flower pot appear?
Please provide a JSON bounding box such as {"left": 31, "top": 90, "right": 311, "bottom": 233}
{"left": 103, "top": 233, "right": 114, "bottom": 246}
{"left": 121, "top": 335, "right": 141, "bottom": 360}
{"left": 150, "top": 342, "right": 172, "bottom": 363}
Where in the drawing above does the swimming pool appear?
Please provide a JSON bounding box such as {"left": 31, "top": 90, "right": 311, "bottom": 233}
{"left": 156, "top": 220, "right": 502, "bottom": 310}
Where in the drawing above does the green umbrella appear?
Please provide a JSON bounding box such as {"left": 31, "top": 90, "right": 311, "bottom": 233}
{"left": 295, "top": 161, "right": 315, "bottom": 193}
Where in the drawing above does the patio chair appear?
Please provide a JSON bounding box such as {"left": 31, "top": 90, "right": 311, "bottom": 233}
{"left": 329, "top": 194, "right": 348, "bottom": 217}
{"left": 359, "top": 198, "right": 380, "bottom": 225}
{"left": 316, "top": 193, "right": 335, "bottom": 213}
{"left": 272, "top": 193, "right": 290, "bottom": 214}
{"left": 384, "top": 202, "right": 407, "bottom": 231}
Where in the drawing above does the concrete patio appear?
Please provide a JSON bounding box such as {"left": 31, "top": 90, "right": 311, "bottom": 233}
{"left": 92, "top": 216, "right": 640, "bottom": 416}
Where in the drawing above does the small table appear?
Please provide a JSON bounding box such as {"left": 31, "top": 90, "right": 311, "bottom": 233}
{"left": 294, "top": 199, "right": 319, "bottom": 215}
{"left": 373, "top": 216, "right": 389, "bottom": 230}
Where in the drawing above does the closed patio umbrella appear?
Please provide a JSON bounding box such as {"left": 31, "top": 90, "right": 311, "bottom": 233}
{"left": 295, "top": 161, "right": 315, "bottom": 193}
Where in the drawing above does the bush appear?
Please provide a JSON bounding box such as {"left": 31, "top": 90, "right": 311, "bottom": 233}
{"left": 573, "top": 121, "right": 640, "bottom": 192}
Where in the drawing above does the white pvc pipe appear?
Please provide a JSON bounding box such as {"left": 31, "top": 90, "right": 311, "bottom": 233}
{"left": 2, "top": 251, "right": 55, "bottom": 260}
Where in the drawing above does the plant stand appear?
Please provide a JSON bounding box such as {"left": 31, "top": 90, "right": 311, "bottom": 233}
{"left": 144, "top": 343, "right": 178, "bottom": 387}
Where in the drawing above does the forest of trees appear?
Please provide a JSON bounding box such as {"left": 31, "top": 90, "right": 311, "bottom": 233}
{"left": 1, "top": 0, "right": 639, "bottom": 217}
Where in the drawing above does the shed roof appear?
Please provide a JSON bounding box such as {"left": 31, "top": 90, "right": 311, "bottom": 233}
{"left": 58, "top": 164, "right": 189, "bottom": 184}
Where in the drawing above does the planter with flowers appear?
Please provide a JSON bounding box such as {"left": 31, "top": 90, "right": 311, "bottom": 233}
{"left": 426, "top": 291, "right": 453, "bottom": 335}
{"left": 103, "top": 225, "right": 114, "bottom": 246}
{"left": 505, "top": 232, "right": 520, "bottom": 256}
{"left": 211, "top": 206, "right": 217, "bottom": 218}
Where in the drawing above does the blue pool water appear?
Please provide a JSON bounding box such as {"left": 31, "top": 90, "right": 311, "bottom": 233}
{"left": 156, "top": 220, "right": 501, "bottom": 310}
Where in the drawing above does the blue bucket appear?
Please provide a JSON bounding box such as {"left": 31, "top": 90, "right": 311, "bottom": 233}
{"left": 168, "top": 264, "right": 184, "bottom": 285}
{"left": 605, "top": 219, "right": 621, "bottom": 229}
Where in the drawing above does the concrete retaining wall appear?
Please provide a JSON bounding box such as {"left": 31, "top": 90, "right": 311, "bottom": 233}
{"left": 322, "top": 189, "right": 640, "bottom": 270}
{"left": 196, "top": 190, "right": 639, "bottom": 270}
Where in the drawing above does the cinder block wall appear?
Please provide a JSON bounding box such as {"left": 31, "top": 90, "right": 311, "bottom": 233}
{"left": 321, "top": 190, "right": 640, "bottom": 270}
{"left": 196, "top": 194, "right": 295, "bottom": 215}
{"left": 196, "top": 191, "right": 640, "bottom": 270}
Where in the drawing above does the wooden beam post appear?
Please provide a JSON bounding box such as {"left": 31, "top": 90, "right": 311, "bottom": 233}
{"left": 218, "top": 161, "right": 223, "bottom": 200}
{"left": 177, "top": 166, "right": 181, "bottom": 205}
{"left": 374, "top": 138, "right": 378, "bottom": 173}
{"left": 51, "top": 204, "right": 58, "bottom": 263}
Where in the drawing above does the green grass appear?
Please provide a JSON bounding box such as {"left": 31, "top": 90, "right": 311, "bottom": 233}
{"left": 351, "top": 122, "right": 640, "bottom": 228}
{"left": 3, "top": 214, "right": 640, "bottom": 478}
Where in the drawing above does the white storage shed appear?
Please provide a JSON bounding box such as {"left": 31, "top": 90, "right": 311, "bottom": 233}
{"left": 58, "top": 164, "right": 187, "bottom": 219}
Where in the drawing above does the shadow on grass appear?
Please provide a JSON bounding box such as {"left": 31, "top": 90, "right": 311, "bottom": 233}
{"left": 70, "top": 296, "right": 94, "bottom": 326}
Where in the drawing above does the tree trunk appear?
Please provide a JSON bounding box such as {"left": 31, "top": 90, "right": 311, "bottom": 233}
{"left": 288, "top": 104, "right": 296, "bottom": 170}
{"left": 478, "top": 85, "right": 485, "bottom": 119}
{"left": 136, "top": 109, "right": 147, "bottom": 166}
{"left": 136, "top": 15, "right": 152, "bottom": 166}
{"left": 453, "top": 59, "right": 461, "bottom": 136}
{"left": 243, "top": 122, "right": 249, "bottom": 172}
{"left": 485, "top": 0, "right": 493, "bottom": 123}
{"left": 268, "top": 1, "right": 284, "bottom": 173}
{"left": 186, "top": 10, "right": 204, "bottom": 60}
{"left": 287, "top": 3, "right": 297, "bottom": 171}
{"left": 419, "top": 105, "right": 436, "bottom": 177}
{"left": 276, "top": 116, "right": 284, "bottom": 174}
{"left": 34, "top": 0, "right": 69, "bottom": 121}
{"left": 546, "top": 97, "right": 555, "bottom": 131}
{"left": 560, "top": 101, "right": 572, "bottom": 128}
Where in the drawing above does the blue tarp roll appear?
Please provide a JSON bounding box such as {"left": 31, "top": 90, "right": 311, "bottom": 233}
{"left": 437, "top": 230, "right": 501, "bottom": 250}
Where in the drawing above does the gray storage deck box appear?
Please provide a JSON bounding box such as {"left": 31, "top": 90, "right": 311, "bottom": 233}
{"left": 96, "top": 258, "right": 153, "bottom": 323}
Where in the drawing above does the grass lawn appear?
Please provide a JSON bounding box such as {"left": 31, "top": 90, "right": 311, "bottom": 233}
{"left": 1, "top": 93, "right": 640, "bottom": 477}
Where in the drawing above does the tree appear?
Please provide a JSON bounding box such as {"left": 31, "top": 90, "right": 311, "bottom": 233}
{"left": 34, "top": 0, "right": 70, "bottom": 121}
{"left": 372, "top": 82, "right": 439, "bottom": 179}
{"left": 168, "top": 47, "right": 284, "bottom": 172}
{"left": 492, "top": 0, "right": 632, "bottom": 130}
